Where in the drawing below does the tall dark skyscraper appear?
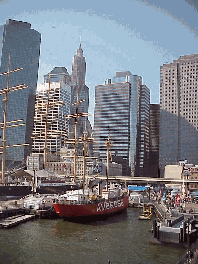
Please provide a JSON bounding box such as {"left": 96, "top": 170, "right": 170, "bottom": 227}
{"left": 135, "top": 84, "right": 150, "bottom": 177}
{"left": 69, "top": 44, "right": 91, "bottom": 139}
{"left": 0, "top": 19, "right": 41, "bottom": 166}
{"left": 148, "top": 104, "right": 160, "bottom": 177}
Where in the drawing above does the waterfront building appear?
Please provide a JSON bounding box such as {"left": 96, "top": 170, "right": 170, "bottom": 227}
{"left": 32, "top": 67, "right": 71, "bottom": 156}
{"left": 0, "top": 19, "right": 41, "bottom": 167}
{"left": 188, "top": 166, "right": 198, "bottom": 190}
{"left": 59, "top": 145, "right": 94, "bottom": 176}
{"left": 93, "top": 161, "right": 122, "bottom": 176}
{"left": 94, "top": 71, "right": 150, "bottom": 176}
{"left": 159, "top": 54, "right": 198, "bottom": 176}
{"left": 148, "top": 104, "right": 160, "bottom": 177}
{"left": 26, "top": 153, "right": 44, "bottom": 171}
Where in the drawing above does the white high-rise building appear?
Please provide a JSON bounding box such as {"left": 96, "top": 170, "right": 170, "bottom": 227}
{"left": 32, "top": 67, "right": 71, "bottom": 155}
{"left": 160, "top": 54, "right": 198, "bottom": 176}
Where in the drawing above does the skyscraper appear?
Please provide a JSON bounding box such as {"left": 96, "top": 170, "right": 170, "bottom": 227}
{"left": 69, "top": 44, "right": 91, "bottom": 139}
{"left": 160, "top": 54, "right": 198, "bottom": 176}
{"left": 112, "top": 72, "right": 142, "bottom": 175}
{"left": 71, "top": 44, "right": 86, "bottom": 88}
{"left": 135, "top": 84, "right": 150, "bottom": 177}
{"left": 94, "top": 71, "right": 150, "bottom": 176}
{"left": 44, "top": 66, "right": 71, "bottom": 85}
{"left": 149, "top": 104, "right": 160, "bottom": 177}
{"left": 0, "top": 19, "right": 41, "bottom": 166}
{"left": 32, "top": 67, "right": 71, "bottom": 155}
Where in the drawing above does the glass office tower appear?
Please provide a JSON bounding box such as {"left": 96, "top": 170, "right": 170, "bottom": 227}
{"left": 94, "top": 80, "right": 131, "bottom": 175}
{"left": 112, "top": 72, "right": 144, "bottom": 175}
{"left": 0, "top": 19, "right": 41, "bottom": 167}
{"left": 94, "top": 71, "right": 150, "bottom": 176}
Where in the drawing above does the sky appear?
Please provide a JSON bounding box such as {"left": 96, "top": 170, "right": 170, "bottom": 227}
{"left": 0, "top": 0, "right": 198, "bottom": 125}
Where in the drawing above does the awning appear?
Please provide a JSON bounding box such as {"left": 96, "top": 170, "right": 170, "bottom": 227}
{"left": 128, "top": 185, "right": 149, "bottom": 192}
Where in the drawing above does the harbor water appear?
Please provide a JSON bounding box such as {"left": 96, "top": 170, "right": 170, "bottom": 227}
{"left": 0, "top": 207, "right": 186, "bottom": 264}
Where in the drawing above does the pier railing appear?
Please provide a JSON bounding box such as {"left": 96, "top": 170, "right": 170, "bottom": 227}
{"left": 149, "top": 199, "right": 171, "bottom": 221}
{"left": 175, "top": 239, "right": 198, "bottom": 264}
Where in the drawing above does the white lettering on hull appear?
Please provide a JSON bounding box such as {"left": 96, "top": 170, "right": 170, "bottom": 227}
{"left": 97, "top": 199, "right": 124, "bottom": 212}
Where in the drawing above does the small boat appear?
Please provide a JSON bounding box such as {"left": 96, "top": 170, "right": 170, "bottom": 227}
{"left": 138, "top": 204, "right": 152, "bottom": 220}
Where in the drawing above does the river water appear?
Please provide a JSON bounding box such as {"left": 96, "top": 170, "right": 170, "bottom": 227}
{"left": 0, "top": 207, "right": 186, "bottom": 264}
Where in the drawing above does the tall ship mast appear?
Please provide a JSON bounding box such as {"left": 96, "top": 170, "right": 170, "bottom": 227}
{"left": 0, "top": 53, "right": 28, "bottom": 185}
{"left": 66, "top": 87, "right": 88, "bottom": 182}
{"left": 32, "top": 72, "right": 67, "bottom": 168}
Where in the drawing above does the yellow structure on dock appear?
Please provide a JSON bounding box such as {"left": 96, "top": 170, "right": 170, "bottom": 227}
{"left": 138, "top": 204, "right": 152, "bottom": 220}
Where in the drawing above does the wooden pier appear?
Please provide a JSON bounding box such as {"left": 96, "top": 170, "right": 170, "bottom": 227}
{"left": 0, "top": 214, "right": 35, "bottom": 228}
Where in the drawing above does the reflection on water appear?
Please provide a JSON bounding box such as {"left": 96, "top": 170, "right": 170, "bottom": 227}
{"left": 0, "top": 208, "right": 185, "bottom": 264}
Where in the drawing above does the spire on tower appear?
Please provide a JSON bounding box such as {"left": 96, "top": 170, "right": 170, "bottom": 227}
{"left": 77, "top": 43, "right": 83, "bottom": 56}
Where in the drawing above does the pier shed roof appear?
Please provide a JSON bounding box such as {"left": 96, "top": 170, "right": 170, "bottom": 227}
{"left": 128, "top": 186, "right": 148, "bottom": 192}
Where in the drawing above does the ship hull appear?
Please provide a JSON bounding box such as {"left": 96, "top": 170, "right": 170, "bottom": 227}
{"left": 53, "top": 194, "right": 129, "bottom": 221}
{"left": 0, "top": 184, "right": 79, "bottom": 198}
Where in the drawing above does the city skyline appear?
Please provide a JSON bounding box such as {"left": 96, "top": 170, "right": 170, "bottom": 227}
{"left": 1, "top": 0, "right": 197, "bottom": 125}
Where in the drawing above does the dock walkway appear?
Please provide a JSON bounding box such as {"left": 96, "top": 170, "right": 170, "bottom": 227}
{"left": 0, "top": 214, "right": 35, "bottom": 228}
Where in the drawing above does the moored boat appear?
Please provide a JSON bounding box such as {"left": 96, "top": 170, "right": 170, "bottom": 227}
{"left": 53, "top": 185, "right": 129, "bottom": 220}
{"left": 0, "top": 178, "right": 80, "bottom": 198}
{"left": 53, "top": 87, "right": 129, "bottom": 221}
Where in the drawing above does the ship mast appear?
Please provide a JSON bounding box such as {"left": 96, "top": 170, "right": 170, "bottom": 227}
{"left": 74, "top": 89, "right": 79, "bottom": 182}
{"left": 43, "top": 73, "right": 51, "bottom": 170}
{"left": 0, "top": 52, "right": 28, "bottom": 185}
{"left": 1, "top": 53, "right": 10, "bottom": 185}
{"left": 32, "top": 73, "right": 65, "bottom": 171}
{"left": 81, "top": 122, "right": 93, "bottom": 194}
{"left": 67, "top": 86, "right": 88, "bottom": 182}
{"left": 82, "top": 131, "right": 86, "bottom": 194}
{"left": 106, "top": 127, "right": 111, "bottom": 191}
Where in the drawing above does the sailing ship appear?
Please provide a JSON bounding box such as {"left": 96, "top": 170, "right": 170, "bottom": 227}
{"left": 53, "top": 94, "right": 129, "bottom": 220}
{"left": 0, "top": 56, "right": 79, "bottom": 198}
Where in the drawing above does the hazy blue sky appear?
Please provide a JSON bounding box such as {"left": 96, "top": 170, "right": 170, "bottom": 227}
{"left": 0, "top": 0, "right": 198, "bottom": 125}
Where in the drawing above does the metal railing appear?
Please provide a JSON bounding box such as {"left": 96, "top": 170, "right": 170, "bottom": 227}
{"left": 175, "top": 237, "right": 198, "bottom": 264}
